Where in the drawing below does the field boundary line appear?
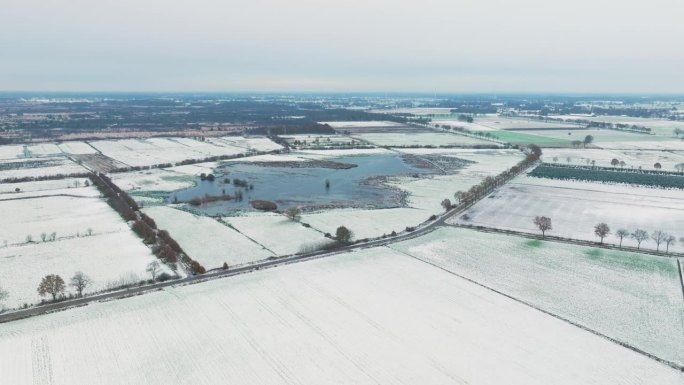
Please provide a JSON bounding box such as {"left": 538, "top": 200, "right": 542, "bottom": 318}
{"left": 449, "top": 223, "right": 684, "bottom": 259}
{"left": 677, "top": 259, "right": 684, "bottom": 303}
{"left": 391, "top": 248, "right": 684, "bottom": 372}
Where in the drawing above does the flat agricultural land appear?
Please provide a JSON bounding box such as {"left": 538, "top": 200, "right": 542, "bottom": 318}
{"left": 388, "top": 149, "right": 525, "bottom": 212}
{"left": 391, "top": 227, "right": 684, "bottom": 367}
{"left": 302, "top": 207, "right": 432, "bottom": 240}
{"left": 111, "top": 169, "right": 196, "bottom": 193}
{"left": 1, "top": 246, "right": 680, "bottom": 384}
{"left": 142, "top": 206, "right": 275, "bottom": 268}
{"left": 541, "top": 148, "right": 684, "bottom": 171}
{"left": 352, "top": 132, "right": 494, "bottom": 147}
{"left": 479, "top": 129, "right": 572, "bottom": 146}
{"left": 88, "top": 136, "right": 282, "bottom": 168}
{"left": 516, "top": 128, "right": 668, "bottom": 144}
{"left": 0, "top": 187, "right": 162, "bottom": 307}
{"left": 550, "top": 115, "right": 684, "bottom": 136}
{"left": 450, "top": 176, "right": 684, "bottom": 252}
{"left": 224, "top": 212, "right": 330, "bottom": 255}
{"left": 475, "top": 116, "right": 580, "bottom": 130}
{"left": 0, "top": 157, "right": 89, "bottom": 180}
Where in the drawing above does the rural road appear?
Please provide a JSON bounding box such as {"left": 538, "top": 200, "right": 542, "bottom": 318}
{"left": 0, "top": 189, "right": 462, "bottom": 324}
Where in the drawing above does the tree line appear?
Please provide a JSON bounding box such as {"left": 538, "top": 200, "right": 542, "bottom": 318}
{"left": 532, "top": 217, "right": 680, "bottom": 253}
{"left": 89, "top": 172, "right": 206, "bottom": 275}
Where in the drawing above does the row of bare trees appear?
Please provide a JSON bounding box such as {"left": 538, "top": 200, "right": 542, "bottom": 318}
{"left": 450, "top": 145, "right": 543, "bottom": 211}
{"left": 89, "top": 173, "right": 206, "bottom": 275}
{"left": 531, "top": 217, "right": 680, "bottom": 253}
{"left": 35, "top": 272, "right": 92, "bottom": 302}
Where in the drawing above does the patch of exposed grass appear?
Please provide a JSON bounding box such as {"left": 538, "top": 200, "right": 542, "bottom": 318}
{"left": 525, "top": 239, "right": 543, "bottom": 248}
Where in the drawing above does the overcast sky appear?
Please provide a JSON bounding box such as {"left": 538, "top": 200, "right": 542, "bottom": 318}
{"left": 1, "top": 0, "right": 682, "bottom": 93}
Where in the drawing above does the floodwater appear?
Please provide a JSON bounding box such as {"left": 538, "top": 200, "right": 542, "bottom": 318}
{"left": 168, "top": 154, "right": 432, "bottom": 215}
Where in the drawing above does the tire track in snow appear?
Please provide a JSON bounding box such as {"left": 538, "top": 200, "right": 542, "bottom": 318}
{"left": 31, "top": 335, "right": 53, "bottom": 385}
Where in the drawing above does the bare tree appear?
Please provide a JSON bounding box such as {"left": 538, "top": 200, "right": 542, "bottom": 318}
{"left": 454, "top": 191, "right": 463, "bottom": 205}
{"left": 676, "top": 163, "right": 684, "bottom": 173}
{"left": 146, "top": 261, "right": 161, "bottom": 281}
{"left": 594, "top": 223, "right": 610, "bottom": 244}
{"left": 654, "top": 162, "right": 662, "bottom": 170}
{"left": 284, "top": 206, "right": 301, "bottom": 221}
{"left": 619, "top": 160, "right": 626, "bottom": 169}
{"left": 533, "top": 216, "right": 552, "bottom": 238}
{"left": 37, "top": 274, "right": 65, "bottom": 301}
{"left": 0, "top": 283, "right": 8, "bottom": 306}
{"left": 651, "top": 230, "right": 667, "bottom": 252}
{"left": 70, "top": 271, "right": 91, "bottom": 297}
{"left": 50, "top": 232, "right": 56, "bottom": 241}
{"left": 441, "top": 198, "right": 452, "bottom": 212}
{"left": 615, "top": 229, "right": 629, "bottom": 248}
{"left": 610, "top": 158, "right": 619, "bottom": 168}
{"left": 631, "top": 229, "right": 649, "bottom": 250}
{"left": 40, "top": 232, "right": 47, "bottom": 242}
{"left": 664, "top": 235, "right": 676, "bottom": 253}
{"left": 335, "top": 226, "right": 353, "bottom": 243}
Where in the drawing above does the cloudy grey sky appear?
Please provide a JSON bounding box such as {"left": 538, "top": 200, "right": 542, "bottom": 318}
{"left": 1, "top": 0, "right": 682, "bottom": 93}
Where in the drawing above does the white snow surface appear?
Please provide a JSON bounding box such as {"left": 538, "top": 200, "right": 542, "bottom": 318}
{"left": 0, "top": 192, "right": 164, "bottom": 307}
{"left": 0, "top": 246, "right": 680, "bottom": 384}
{"left": 142, "top": 206, "right": 274, "bottom": 268}
{"left": 450, "top": 176, "right": 684, "bottom": 252}
{"left": 224, "top": 212, "right": 328, "bottom": 255}
{"left": 391, "top": 227, "right": 684, "bottom": 366}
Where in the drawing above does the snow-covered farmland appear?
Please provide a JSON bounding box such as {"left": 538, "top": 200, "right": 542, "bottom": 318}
{"left": 142, "top": 206, "right": 274, "bottom": 268}
{"left": 1, "top": 246, "right": 680, "bottom": 385}
{"left": 0, "top": 157, "right": 88, "bottom": 180}
{"left": 0, "top": 193, "right": 129, "bottom": 245}
{"left": 0, "top": 178, "right": 93, "bottom": 196}
{"left": 111, "top": 169, "right": 195, "bottom": 193}
{"left": 0, "top": 192, "right": 163, "bottom": 307}
{"left": 542, "top": 148, "right": 684, "bottom": 171}
{"left": 57, "top": 141, "right": 98, "bottom": 154}
{"left": 353, "top": 132, "right": 494, "bottom": 147}
{"left": 388, "top": 149, "right": 524, "bottom": 211}
{"left": 89, "top": 136, "right": 281, "bottom": 168}
{"left": 224, "top": 212, "right": 329, "bottom": 255}
{"left": 450, "top": 176, "right": 684, "bottom": 252}
{"left": 320, "top": 120, "right": 404, "bottom": 128}
{"left": 303, "top": 207, "right": 431, "bottom": 240}
{"left": 474, "top": 116, "right": 580, "bottom": 130}
{"left": 391, "top": 227, "right": 684, "bottom": 367}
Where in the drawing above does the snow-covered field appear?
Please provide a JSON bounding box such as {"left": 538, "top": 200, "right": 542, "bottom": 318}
{"left": 0, "top": 157, "right": 89, "bottom": 180}
{"left": 1, "top": 246, "right": 680, "bottom": 385}
{"left": 303, "top": 207, "right": 432, "bottom": 240}
{"left": 320, "top": 120, "right": 404, "bottom": 128}
{"left": 550, "top": 115, "right": 684, "bottom": 136}
{"left": 57, "top": 141, "right": 98, "bottom": 154}
{"left": 0, "top": 191, "right": 163, "bottom": 307}
{"left": 541, "top": 148, "right": 684, "bottom": 171}
{"left": 0, "top": 193, "right": 130, "bottom": 245}
{"left": 111, "top": 169, "right": 196, "bottom": 193}
{"left": 475, "top": 116, "right": 580, "bottom": 130}
{"left": 0, "top": 178, "right": 92, "bottom": 195}
{"left": 450, "top": 176, "right": 684, "bottom": 252}
{"left": 514, "top": 128, "right": 666, "bottom": 144}
{"left": 388, "top": 149, "right": 524, "bottom": 211}
{"left": 89, "top": 136, "right": 281, "bottom": 167}
{"left": 142, "top": 206, "right": 274, "bottom": 268}
{"left": 353, "top": 132, "right": 494, "bottom": 147}
{"left": 391, "top": 227, "right": 684, "bottom": 367}
{"left": 225, "top": 212, "right": 328, "bottom": 255}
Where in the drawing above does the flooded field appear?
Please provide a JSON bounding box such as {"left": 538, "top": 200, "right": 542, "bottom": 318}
{"left": 169, "top": 154, "right": 438, "bottom": 214}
